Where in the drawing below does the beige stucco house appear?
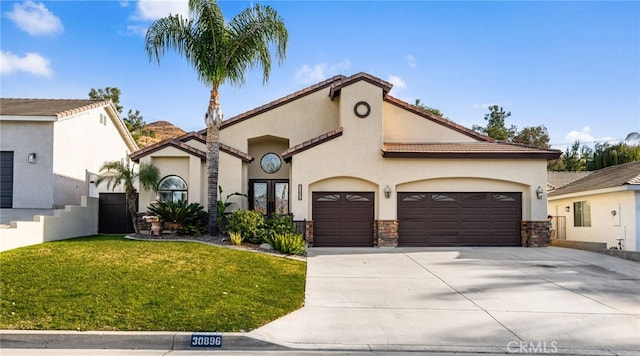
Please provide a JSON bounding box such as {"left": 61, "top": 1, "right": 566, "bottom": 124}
{"left": 0, "top": 98, "right": 137, "bottom": 209}
{"left": 132, "top": 72, "right": 561, "bottom": 247}
{"left": 548, "top": 161, "right": 640, "bottom": 251}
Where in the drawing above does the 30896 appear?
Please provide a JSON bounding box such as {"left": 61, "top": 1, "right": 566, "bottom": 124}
{"left": 190, "top": 333, "right": 222, "bottom": 348}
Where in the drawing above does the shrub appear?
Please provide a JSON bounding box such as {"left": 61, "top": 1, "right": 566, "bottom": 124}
{"left": 147, "top": 200, "right": 207, "bottom": 236}
{"left": 265, "top": 232, "right": 306, "bottom": 255}
{"left": 258, "top": 214, "right": 297, "bottom": 242}
{"left": 229, "top": 231, "right": 243, "bottom": 246}
{"left": 226, "top": 210, "right": 264, "bottom": 243}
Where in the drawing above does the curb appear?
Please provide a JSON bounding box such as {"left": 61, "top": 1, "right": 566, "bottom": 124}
{"left": 0, "top": 330, "right": 287, "bottom": 351}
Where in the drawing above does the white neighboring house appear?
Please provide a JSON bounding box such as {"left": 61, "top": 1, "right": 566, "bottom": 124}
{"left": 548, "top": 161, "right": 640, "bottom": 251}
{"left": 0, "top": 98, "right": 138, "bottom": 209}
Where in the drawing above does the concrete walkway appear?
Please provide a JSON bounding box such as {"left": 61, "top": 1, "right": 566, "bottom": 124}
{"left": 251, "top": 247, "right": 640, "bottom": 354}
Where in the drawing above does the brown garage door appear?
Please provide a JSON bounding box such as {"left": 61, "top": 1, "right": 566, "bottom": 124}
{"left": 398, "top": 192, "right": 521, "bottom": 247}
{"left": 312, "top": 192, "right": 374, "bottom": 247}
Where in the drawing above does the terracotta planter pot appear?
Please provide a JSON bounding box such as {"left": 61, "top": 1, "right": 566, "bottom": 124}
{"left": 150, "top": 221, "right": 163, "bottom": 236}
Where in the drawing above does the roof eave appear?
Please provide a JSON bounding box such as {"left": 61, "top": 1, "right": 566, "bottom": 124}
{"left": 381, "top": 151, "right": 563, "bottom": 160}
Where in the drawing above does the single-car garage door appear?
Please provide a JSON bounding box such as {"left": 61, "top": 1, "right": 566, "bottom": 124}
{"left": 398, "top": 192, "right": 521, "bottom": 247}
{"left": 312, "top": 192, "right": 374, "bottom": 247}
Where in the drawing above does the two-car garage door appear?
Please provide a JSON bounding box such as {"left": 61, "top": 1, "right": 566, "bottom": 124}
{"left": 398, "top": 192, "right": 522, "bottom": 246}
{"left": 312, "top": 191, "right": 522, "bottom": 247}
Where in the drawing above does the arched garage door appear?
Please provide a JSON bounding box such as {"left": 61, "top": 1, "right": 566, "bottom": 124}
{"left": 398, "top": 192, "right": 521, "bottom": 247}
{"left": 312, "top": 192, "right": 374, "bottom": 247}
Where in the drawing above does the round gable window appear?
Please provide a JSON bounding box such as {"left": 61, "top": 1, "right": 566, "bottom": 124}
{"left": 260, "top": 153, "right": 282, "bottom": 174}
{"left": 354, "top": 101, "right": 371, "bottom": 118}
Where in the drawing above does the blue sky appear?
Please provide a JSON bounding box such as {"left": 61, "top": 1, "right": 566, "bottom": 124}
{"left": 1, "top": 1, "right": 638, "bottom": 150}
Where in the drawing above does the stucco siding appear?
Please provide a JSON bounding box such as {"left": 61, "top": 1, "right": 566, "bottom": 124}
{"left": 53, "top": 106, "right": 132, "bottom": 207}
{"left": 548, "top": 190, "right": 638, "bottom": 251}
{"left": 221, "top": 88, "right": 339, "bottom": 151}
{"left": 218, "top": 152, "right": 246, "bottom": 212}
{"left": 0, "top": 121, "right": 54, "bottom": 208}
{"left": 383, "top": 102, "right": 478, "bottom": 143}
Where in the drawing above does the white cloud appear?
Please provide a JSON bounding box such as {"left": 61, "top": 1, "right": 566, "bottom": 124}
{"left": 0, "top": 51, "right": 53, "bottom": 77}
{"left": 405, "top": 55, "right": 416, "bottom": 68}
{"left": 5, "top": 0, "right": 63, "bottom": 36}
{"left": 387, "top": 75, "right": 407, "bottom": 90}
{"left": 134, "top": 0, "right": 189, "bottom": 21}
{"left": 565, "top": 126, "right": 594, "bottom": 143}
{"left": 295, "top": 59, "right": 350, "bottom": 84}
{"left": 564, "top": 126, "right": 617, "bottom": 145}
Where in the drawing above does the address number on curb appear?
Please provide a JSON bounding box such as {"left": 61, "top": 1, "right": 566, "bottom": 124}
{"left": 190, "top": 332, "right": 222, "bottom": 348}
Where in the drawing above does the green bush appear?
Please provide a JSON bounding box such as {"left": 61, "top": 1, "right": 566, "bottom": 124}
{"left": 265, "top": 232, "right": 306, "bottom": 255}
{"left": 147, "top": 200, "right": 207, "bottom": 236}
{"left": 226, "top": 210, "right": 264, "bottom": 243}
{"left": 258, "top": 214, "right": 297, "bottom": 242}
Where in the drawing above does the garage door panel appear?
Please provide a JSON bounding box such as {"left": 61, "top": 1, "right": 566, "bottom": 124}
{"left": 313, "top": 192, "right": 374, "bottom": 247}
{"left": 398, "top": 192, "right": 521, "bottom": 247}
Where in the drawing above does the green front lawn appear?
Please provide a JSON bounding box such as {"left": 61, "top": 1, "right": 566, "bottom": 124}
{"left": 0, "top": 235, "right": 306, "bottom": 331}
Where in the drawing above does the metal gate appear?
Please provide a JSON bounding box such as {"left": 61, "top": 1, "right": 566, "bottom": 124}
{"left": 98, "top": 193, "right": 136, "bottom": 234}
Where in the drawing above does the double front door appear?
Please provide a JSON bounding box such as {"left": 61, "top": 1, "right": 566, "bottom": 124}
{"left": 249, "top": 179, "right": 289, "bottom": 216}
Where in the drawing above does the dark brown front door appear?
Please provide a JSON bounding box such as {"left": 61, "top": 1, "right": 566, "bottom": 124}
{"left": 312, "top": 192, "right": 374, "bottom": 247}
{"left": 398, "top": 192, "right": 521, "bottom": 247}
{"left": 249, "top": 179, "right": 289, "bottom": 216}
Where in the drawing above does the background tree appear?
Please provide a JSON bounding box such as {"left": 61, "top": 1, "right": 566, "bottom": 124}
{"left": 414, "top": 99, "right": 446, "bottom": 118}
{"left": 95, "top": 158, "right": 160, "bottom": 234}
{"left": 512, "top": 125, "right": 551, "bottom": 148}
{"left": 89, "top": 87, "right": 123, "bottom": 113}
{"left": 472, "top": 105, "right": 517, "bottom": 141}
{"left": 549, "top": 132, "right": 640, "bottom": 171}
{"left": 145, "top": 0, "right": 288, "bottom": 235}
{"left": 89, "top": 87, "right": 152, "bottom": 145}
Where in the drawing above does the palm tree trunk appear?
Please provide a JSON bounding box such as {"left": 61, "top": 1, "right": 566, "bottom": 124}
{"left": 206, "top": 87, "right": 222, "bottom": 235}
{"left": 126, "top": 189, "right": 140, "bottom": 234}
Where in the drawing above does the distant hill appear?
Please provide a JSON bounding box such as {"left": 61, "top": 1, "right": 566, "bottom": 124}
{"left": 137, "top": 121, "right": 187, "bottom": 147}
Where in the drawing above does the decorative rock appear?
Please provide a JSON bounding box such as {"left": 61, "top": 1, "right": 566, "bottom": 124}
{"left": 260, "top": 243, "right": 274, "bottom": 251}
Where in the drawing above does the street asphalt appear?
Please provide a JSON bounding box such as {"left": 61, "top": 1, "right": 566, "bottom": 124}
{"left": 2, "top": 246, "right": 639, "bottom": 355}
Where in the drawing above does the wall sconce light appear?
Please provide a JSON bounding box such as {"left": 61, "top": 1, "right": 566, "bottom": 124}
{"left": 536, "top": 186, "right": 544, "bottom": 199}
{"left": 297, "top": 184, "right": 302, "bottom": 201}
{"left": 28, "top": 153, "right": 36, "bottom": 164}
{"left": 565, "top": 206, "right": 571, "bottom": 213}
{"left": 384, "top": 185, "right": 392, "bottom": 199}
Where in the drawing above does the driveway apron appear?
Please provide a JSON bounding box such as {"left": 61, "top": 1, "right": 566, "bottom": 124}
{"left": 251, "top": 247, "right": 640, "bottom": 353}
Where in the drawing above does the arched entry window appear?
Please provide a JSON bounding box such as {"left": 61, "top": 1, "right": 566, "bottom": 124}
{"left": 157, "top": 175, "right": 187, "bottom": 202}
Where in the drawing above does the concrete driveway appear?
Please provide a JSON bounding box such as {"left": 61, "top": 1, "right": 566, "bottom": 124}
{"left": 252, "top": 247, "right": 640, "bottom": 354}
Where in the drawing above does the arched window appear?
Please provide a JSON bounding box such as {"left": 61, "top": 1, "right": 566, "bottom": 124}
{"left": 157, "top": 175, "right": 188, "bottom": 202}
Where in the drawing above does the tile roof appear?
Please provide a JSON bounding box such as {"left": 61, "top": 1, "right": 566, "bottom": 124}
{"left": 130, "top": 138, "right": 207, "bottom": 162}
{"left": 382, "top": 142, "right": 562, "bottom": 159}
{"left": 328, "top": 72, "right": 393, "bottom": 99}
{"left": 0, "top": 98, "right": 108, "bottom": 117}
{"left": 282, "top": 127, "right": 344, "bottom": 162}
{"left": 547, "top": 171, "right": 593, "bottom": 191}
{"left": 130, "top": 132, "right": 253, "bottom": 163}
{"left": 549, "top": 161, "right": 640, "bottom": 196}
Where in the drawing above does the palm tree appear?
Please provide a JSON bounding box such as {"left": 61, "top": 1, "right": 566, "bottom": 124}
{"left": 145, "top": 0, "right": 288, "bottom": 235}
{"left": 95, "top": 158, "right": 160, "bottom": 234}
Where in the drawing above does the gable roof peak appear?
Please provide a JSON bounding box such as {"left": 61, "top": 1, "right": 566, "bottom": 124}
{"left": 329, "top": 72, "right": 393, "bottom": 99}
